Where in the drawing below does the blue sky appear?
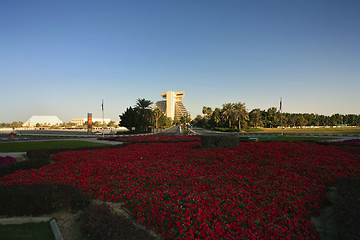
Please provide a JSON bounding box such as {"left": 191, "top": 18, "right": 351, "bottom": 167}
{"left": 1, "top": 0, "right": 359, "bottom": 123}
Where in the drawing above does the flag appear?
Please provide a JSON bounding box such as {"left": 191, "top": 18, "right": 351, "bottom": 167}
{"left": 280, "top": 97, "right": 282, "bottom": 111}
{"left": 102, "top": 99, "right": 104, "bottom": 111}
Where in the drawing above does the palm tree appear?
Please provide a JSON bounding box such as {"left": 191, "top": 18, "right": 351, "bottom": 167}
{"left": 135, "top": 98, "right": 153, "bottom": 112}
{"left": 153, "top": 107, "right": 163, "bottom": 128}
{"left": 202, "top": 106, "right": 213, "bottom": 118}
{"left": 221, "top": 103, "right": 235, "bottom": 128}
{"left": 211, "top": 107, "right": 222, "bottom": 127}
{"left": 233, "top": 102, "right": 248, "bottom": 130}
{"left": 249, "top": 108, "right": 262, "bottom": 128}
{"left": 134, "top": 98, "right": 153, "bottom": 131}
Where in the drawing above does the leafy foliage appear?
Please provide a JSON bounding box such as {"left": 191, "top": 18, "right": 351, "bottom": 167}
{"left": 119, "top": 107, "right": 139, "bottom": 131}
{"left": 193, "top": 103, "right": 360, "bottom": 130}
{"left": 119, "top": 99, "right": 154, "bottom": 132}
{"left": 0, "top": 158, "right": 50, "bottom": 177}
{"left": 200, "top": 135, "right": 240, "bottom": 148}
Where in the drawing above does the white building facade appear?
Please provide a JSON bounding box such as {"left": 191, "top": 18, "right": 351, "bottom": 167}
{"left": 71, "top": 118, "right": 111, "bottom": 126}
{"left": 155, "top": 91, "right": 190, "bottom": 120}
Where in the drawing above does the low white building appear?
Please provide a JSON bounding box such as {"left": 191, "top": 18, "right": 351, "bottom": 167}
{"left": 23, "top": 116, "right": 63, "bottom": 127}
{"left": 71, "top": 118, "right": 112, "bottom": 126}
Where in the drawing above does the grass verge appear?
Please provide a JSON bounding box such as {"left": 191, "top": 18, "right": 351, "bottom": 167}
{"left": 259, "top": 136, "right": 336, "bottom": 142}
{"left": 257, "top": 127, "right": 360, "bottom": 135}
{"left": 0, "top": 222, "right": 54, "bottom": 240}
{"left": 0, "top": 140, "right": 110, "bottom": 153}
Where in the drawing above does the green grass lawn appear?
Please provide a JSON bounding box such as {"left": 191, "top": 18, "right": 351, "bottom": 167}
{"left": 259, "top": 136, "right": 336, "bottom": 142}
{"left": 0, "top": 140, "right": 110, "bottom": 152}
{"left": 258, "top": 127, "right": 360, "bottom": 135}
{"left": 0, "top": 222, "right": 54, "bottom": 240}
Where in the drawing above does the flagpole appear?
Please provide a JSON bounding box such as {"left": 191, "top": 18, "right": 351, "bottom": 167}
{"left": 102, "top": 99, "right": 104, "bottom": 138}
{"left": 280, "top": 97, "right": 283, "bottom": 136}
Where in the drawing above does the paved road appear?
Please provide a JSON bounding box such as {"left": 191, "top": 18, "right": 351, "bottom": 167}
{"left": 158, "top": 126, "right": 182, "bottom": 135}
{"left": 0, "top": 129, "right": 117, "bottom": 142}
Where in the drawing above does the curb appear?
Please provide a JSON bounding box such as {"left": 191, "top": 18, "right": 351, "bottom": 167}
{"left": 50, "top": 219, "right": 64, "bottom": 240}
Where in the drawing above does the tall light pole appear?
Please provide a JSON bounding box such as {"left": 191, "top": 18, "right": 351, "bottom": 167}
{"left": 102, "top": 99, "right": 104, "bottom": 138}
{"left": 280, "top": 97, "right": 283, "bottom": 136}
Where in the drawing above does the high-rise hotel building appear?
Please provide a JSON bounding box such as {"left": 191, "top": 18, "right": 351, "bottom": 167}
{"left": 155, "top": 91, "right": 190, "bottom": 120}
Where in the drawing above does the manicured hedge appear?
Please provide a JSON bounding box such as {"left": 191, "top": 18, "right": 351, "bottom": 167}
{"left": 82, "top": 203, "right": 156, "bottom": 240}
{"left": 200, "top": 135, "right": 240, "bottom": 148}
{"left": 0, "top": 159, "right": 50, "bottom": 178}
{"left": 213, "top": 127, "right": 240, "bottom": 132}
{"left": 0, "top": 184, "right": 90, "bottom": 216}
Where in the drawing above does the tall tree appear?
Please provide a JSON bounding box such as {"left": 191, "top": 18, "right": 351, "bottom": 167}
{"left": 209, "top": 107, "right": 222, "bottom": 128}
{"left": 134, "top": 98, "right": 153, "bottom": 131}
{"left": 192, "top": 115, "right": 206, "bottom": 128}
{"left": 266, "top": 107, "right": 279, "bottom": 128}
{"left": 233, "top": 102, "right": 248, "bottom": 130}
{"left": 153, "top": 107, "right": 163, "bottom": 128}
{"left": 249, "top": 109, "right": 262, "bottom": 128}
{"left": 202, "top": 106, "right": 213, "bottom": 117}
{"left": 135, "top": 98, "right": 153, "bottom": 116}
{"left": 119, "top": 107, "right": 139, "bottom": 131}
{"left": 221, "top": 103, "right": 235, "bottom": 128}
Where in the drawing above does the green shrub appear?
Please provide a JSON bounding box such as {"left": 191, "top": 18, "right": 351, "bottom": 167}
{"left": 201, "top": 135, "right": 240, "bottom": 148}
{"left": 82, "top": 203, "right": 156, "bottom": 240}
{"left": 0, "top": 184, "right": 90, "bottom": 216}
{"left": 213, "top": 127, "right": 240, "bottom": 132}
{"left": 244, "top": 128, "right": 264, "bottom": 132}
{"left": 0, "top": 159, "right": 50, "bottom": 178}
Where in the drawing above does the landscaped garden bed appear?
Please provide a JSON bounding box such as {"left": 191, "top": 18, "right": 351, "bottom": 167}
{"left": 1, "top": 138, "right": 359, "bottom": 239}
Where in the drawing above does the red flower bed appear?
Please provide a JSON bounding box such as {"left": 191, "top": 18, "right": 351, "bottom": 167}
{"left": 1, "top": 142, "right": 359, "bottom": 239}
{"left": 101, "top": 135, "right": 200, "bottom": 142}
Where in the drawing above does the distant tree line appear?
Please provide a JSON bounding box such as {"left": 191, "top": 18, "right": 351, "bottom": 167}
{"left": 0, "top": 121, "right": 118, "bottom": 129}
{"left": 192, "top": 103, "right": 360, "bottom": 130}
{"left": 0, "top": 122, "right": 24, "bottom": 129}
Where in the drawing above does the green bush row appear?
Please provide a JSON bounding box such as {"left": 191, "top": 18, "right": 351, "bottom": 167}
{"left": 0, "top": 184, "right": 90, "bottom": 216}
{"left": 244, "top": 128, "right": 264, "bottom": 132}
{"left": 201, "top": 135, "right": 240, "bottom": 148}
{"left": 0, "top": 159, "right": 50, "bottom": 178}
{"left": 213, "top": 127, "right": 240, "bottom": 132}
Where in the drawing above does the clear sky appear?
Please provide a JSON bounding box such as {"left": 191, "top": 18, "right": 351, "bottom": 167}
{"left": 1, "top": 0, "right": 359, "bottom": 123}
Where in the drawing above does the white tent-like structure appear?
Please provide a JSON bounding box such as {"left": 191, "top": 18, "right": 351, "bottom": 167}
{"left": 23, "top": 115, "right": 63, "bottom": 127}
